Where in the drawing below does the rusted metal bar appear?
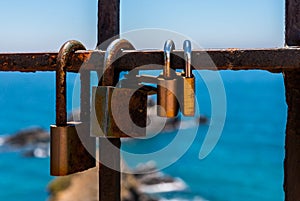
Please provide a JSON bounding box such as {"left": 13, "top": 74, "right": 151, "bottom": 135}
{"left": 99, "top": 138, "right": 121, "bottom": 201}
{"left": 97, "top": 0, "right": 120, "bottom": 48}
{"left": 285, "top": 0, "right": 300, "bottom": 46}
{"left": 284, "top": 0, "right": 300, "bottom": 200}
{"left": 284, "top": 71, "right": 300, "bottom": 201}
{"left": 0, "top": 48, "right": 300, "bottom": 73}
{"left": 97, "top": 0, "right": 121, "bottom": 201}
{"left": 0, "top": 52, "right": 56, "bottom": 72}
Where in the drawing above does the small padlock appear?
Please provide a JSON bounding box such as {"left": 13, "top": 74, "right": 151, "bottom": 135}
{"left": 50, "top": 40, "right": 95, "bottom": 176}
{"left": 181, "top": 40, "right": 195, "bottom": 116}
{"left": 91, "top": 39, "right": 148, "bottom": 138}
{"left": 157, "top": 40, "right": 179, "bottom": 118}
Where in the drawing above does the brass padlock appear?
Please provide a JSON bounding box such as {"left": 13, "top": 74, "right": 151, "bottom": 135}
{"left": 181, "top": 40, "right": 195, "bottom": 116}
{"left": 50, "top": 40, "right": 95, "bottom": 176}
{"left": 157, "top": 40, "right": 179, "bottom": 118}
{"left": 91, "top": 39, "right": 148, "bottom": 138}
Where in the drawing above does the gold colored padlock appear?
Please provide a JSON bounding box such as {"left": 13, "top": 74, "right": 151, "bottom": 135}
{"left": 91, "top": 39, "right": 148, "bottom": 138}
{"left": 157, "top": 40, "right": 179, "bottom": 118}
{"left": 181, "top": 40, "right": 195, "bottom": 116}
{"left": 50, "top": 40, "right": 95, "bottom": 176}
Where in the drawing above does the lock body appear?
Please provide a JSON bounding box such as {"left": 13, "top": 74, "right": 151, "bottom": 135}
{"left": 91, "top": 86, "right": 148, "bottom": 138}
{"left": 180, "top": 40, "right": 195, "bottom": 117}
{"left": 181, "top": 76, "right": 195, "bottom": 116}
{"left": 50, "top": 123, "right": 95, "bottom": 176}
{"left": 157, "top": 76, "right": 179, "bottom": 118}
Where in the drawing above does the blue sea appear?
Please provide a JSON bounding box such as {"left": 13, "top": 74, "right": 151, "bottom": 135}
{"left": 0, "top": 70, "right": 286, "bottom": 201}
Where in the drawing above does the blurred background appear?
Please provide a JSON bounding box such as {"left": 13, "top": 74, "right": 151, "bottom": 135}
{"left": 0, "top": 0, "right": 286, "bottom": 200}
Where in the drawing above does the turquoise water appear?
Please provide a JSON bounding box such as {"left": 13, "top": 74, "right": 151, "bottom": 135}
{"left": 0, "top": 71, "right": 286, "bottom": 201}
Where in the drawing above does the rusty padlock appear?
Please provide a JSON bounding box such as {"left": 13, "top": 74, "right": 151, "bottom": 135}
{"left": 157, "top": 40, "right": 179, "bottom": 118}
{"left": 91, "top": 39, "right": 148, "bottom": 138}
{"left": 180, "top": 40, "right": 195, "bottom": 116}
{"left": 50, "top": 40, "right": 95, "bottom": 176}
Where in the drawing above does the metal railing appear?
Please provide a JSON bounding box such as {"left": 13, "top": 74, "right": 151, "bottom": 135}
{"left": 0, "top": 0, "right": 299, "bottom": 201}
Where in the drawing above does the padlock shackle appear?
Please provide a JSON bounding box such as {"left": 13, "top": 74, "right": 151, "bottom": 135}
{"left": 102, "top": 39, "right": 135, "bottom": 86}
{"left": 163, "top": 40, "right": 175, "bottom": 79}
{"left": 183, "top": 40, "right": 192, "bottom": 78}
{"left": 56, "top": 40, "right": 86, "bottom": 126}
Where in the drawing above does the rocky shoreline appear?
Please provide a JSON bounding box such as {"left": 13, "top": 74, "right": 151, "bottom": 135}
{"left": 47, "top": 160, "right": 188, "bottom": 201}
{"left": 48, "top": 166, "right": 162, "bottom": 201}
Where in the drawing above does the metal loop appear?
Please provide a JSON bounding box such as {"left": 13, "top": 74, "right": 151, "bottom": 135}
{"left": 183, "top": 40, "right": 192, "bottom": 78}
{"left": 163, "top": 40, "right": 175, "bottom": 79}
{"left": 56, "top": 40, "right": 86, "bottom": 125}
{"left": 102, "top": 39, "right": 135, "bottom": 86}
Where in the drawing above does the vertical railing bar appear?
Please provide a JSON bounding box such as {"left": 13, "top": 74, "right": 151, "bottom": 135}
{"left": 284, "top": 0, "right": 300, "bottom": 200}
{"left": 97, "top": 1, "right": 121, "bottom": 201}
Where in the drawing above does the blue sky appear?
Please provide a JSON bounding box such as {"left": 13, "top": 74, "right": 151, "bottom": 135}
{"left": 0, "top": 0, "right": 284, "bottom": 52}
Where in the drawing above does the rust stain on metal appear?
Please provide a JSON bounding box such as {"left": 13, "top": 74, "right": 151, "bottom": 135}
{"left": 0, "top": 48, "right": 300, "bottom": 73}
{"left": 56, "top": 40, "right": 86, "bottom": 126}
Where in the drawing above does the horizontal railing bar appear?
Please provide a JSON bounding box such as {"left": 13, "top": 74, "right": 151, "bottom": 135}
{"left": 0, "top": 48, "right": 299, "bottom": 73}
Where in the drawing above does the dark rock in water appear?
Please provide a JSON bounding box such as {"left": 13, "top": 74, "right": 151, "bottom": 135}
{"left": 5, "top": 128, "right": 49, "bottom": 148}
{"left": 163, "top": 116, "right": 181, "bottom": 132}
{"left": 161, "top": 114, "right": 209, "bottom": 133}
{"left": 0, "top": 128, "right": 50, "bottom": 158}
{"left": 147, "top": 99, "right": 156, "bottom": 107}
{"left": 22, "top": 146, "right": 49, "bottom": 158}
{"left": 122, "top": 172, "right": 159, "bottom": 201}
{"left": 140, "top": 176, "right": 174, "bottom": 185}
{"left": 132, "top": 162, "right": 187, "bottom": 194}
{"left": 198, "top": 115, "right": 209, "bottom": 125}
{"left": 133, "top": 161, "right": 158, "bottom": 178}
{"left": 22, "top": 149, "right": 36, "bottom": 158}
